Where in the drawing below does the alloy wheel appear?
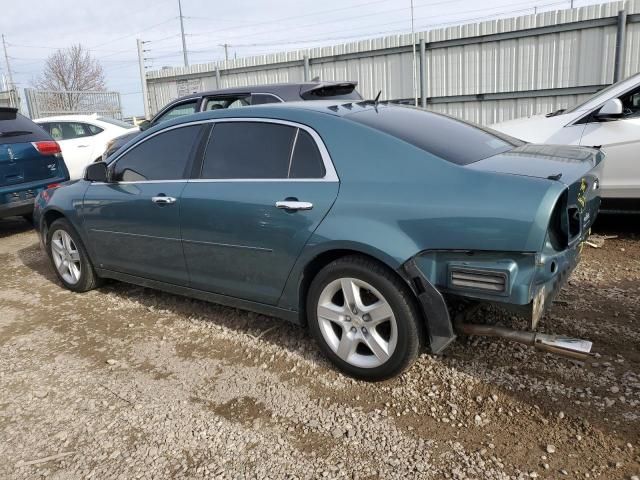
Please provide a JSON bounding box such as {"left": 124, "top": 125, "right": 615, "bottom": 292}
{"left": 316, "top": 277, "right": 398, "bottom": 368}
{"left": 50, "top": 230, "right": 82, "bottom": 285}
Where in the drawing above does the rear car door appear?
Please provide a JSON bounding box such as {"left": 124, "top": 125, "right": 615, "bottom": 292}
{"left": 180, "top": 119, "right": 339, "bottom": 305}
{"left": 1, "top": 110, "right": 68, "bottom": 217}
{"left": 579, "top": 86, "right": 640, "bottom": 198}
{"left": 82, "top": 123, "right": 205, "bottom": 284}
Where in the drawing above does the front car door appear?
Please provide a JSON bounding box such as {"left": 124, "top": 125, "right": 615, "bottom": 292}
{"left": 82, "top": 123, "right": 205, "bottom": 284}
{"left": 578, "top": 84, "right": 640, "bottom": 199}
{"left": 180, "top": 119, "right": 339, "bottom": 305}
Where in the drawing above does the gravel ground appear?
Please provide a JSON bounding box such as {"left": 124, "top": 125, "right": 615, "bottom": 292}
{"left": 0, "top": 216, "right": 638, "bottom": 480}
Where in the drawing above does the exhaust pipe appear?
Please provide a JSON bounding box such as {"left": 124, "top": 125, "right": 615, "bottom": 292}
{"left": 455, "top": 310, "right": 593, "bottom": 361}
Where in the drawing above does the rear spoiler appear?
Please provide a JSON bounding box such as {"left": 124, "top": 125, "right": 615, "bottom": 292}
{"left": 0, "top": 107, "right": 18, "bottom": 120}
{"left": 300, "top": 81, "right": 358, "bottom": 99}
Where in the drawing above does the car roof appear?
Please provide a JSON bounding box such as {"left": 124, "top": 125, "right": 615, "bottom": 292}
{"left": 175, "top": 81, "right": 358, "bottom": 102}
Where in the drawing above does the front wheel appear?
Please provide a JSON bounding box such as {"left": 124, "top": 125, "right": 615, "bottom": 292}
{"left": 307, "top": 256, "right": 423, "bottom": 381}
{"left": 46, "top": 218, "right": 100, "bottom": 292}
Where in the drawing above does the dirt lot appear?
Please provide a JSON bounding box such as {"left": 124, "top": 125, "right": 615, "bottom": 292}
{"left": 0, "top": 216, "right": 638, "bottom": 480}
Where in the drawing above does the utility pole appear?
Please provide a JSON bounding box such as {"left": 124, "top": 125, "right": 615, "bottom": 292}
{"left": 178, "top": 0, "right": 189, "bottom": 67}
{"left": 223, "top": 43, "right": 229, "bottom": 61}
{"left": 2, "top": 34, "right": 16, "bottom": 107}
{"left": 137, "top": 39, "right": 151, "bottom": 119}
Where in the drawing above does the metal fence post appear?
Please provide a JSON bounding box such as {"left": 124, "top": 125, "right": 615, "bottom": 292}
{"left": 419, "top": 39, "right": 427, "bottom": 108}
{"left": 215, "top": 66, "right": 221, "bottom": 89}
{"left": 303, "top": 55, "right": 310, "bottom": 82}
{"left": 613, "top": 7, "right": 627, "bottom": 83}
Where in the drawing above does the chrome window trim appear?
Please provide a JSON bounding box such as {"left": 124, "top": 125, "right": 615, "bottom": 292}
{"left": 103, "top": 117, "right": 339, "bottom": 185}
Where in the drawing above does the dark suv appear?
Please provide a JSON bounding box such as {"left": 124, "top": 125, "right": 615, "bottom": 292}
{"left": 0, "top": 107, "right": 69, "bottom": 221}
{"left": 104, "top": 81, "right": 361, "bottom": 158}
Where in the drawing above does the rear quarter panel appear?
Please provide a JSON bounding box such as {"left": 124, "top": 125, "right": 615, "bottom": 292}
{"left": 277, "top": 112, "right": 562, "bottom": 310}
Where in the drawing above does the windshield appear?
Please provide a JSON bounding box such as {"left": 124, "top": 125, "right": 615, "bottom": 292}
{"left": 564, "top": 72, "right": 640, "bottom": 114}
{"left": 97, "top": 117, "right": 135, "bottom": 129}
{"left": 347, "top": 105, "right": 523, "bottom": 165}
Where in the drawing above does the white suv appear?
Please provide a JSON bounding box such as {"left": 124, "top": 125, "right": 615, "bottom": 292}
{"left": 492, "top": 73, "right": 640, "bottom": 207}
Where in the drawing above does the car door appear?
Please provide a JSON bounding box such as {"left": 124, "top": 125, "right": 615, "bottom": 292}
{"left": 180, "top": 119, "right": 339, "bottom": 305}
{"left": 82, "top": 123, "right": 205, "bottom": 284}
{"left": 578, "top": 86, "right": 640, "bottom": 198}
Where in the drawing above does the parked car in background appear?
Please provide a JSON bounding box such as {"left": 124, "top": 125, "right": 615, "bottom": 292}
{"left": 35, "top": 101, "right": 601, "bottom": 380}
{"left": 492, "top": 72, "right": 640, "bottom": 211}
{"left": 1, "top": 107, "right": 69, "bottom": 221}
{"left": 35, "top": 114, "right": 136, "bottom": 180}
{"left": 102, "top": 81, "right": 361, "bottom": 159}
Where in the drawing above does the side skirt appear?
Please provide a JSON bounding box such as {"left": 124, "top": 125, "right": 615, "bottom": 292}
{"left": 95, "top": 268, "right": 301, "bottom": 325}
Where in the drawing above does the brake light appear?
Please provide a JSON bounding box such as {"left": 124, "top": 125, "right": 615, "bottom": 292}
{"left": 46, "top": 183, "right": 60, "bottom": 189}
{"left": 32, "top": 141, "right": 62, "bottom": 155}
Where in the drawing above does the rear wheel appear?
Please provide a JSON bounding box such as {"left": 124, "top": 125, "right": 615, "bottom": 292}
{"left": 46, "top": 218, "right": 100, "bottom": 292}
{"left": 307, "top": 255, "right": 422, "bottom": 381}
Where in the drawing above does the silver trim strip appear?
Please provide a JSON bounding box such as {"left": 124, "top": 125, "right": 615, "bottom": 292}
{"left": 182, "top": 238, "right": 272, "bottom": 252}
{"left": 105, "top": 117, "right": 339, "bottom": 185}
{"left": 287, "top": 128, "right": 300, "bottom": 178}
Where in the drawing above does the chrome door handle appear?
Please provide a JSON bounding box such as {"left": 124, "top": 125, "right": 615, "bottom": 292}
{"left": 77, "top": 145, "right": 89, "bottom": 148}
{"left": 152, "top": 196, "right": 177, "bottom": 205}
{"left": 275, "top": 201, "right": 313, "bottom": 211}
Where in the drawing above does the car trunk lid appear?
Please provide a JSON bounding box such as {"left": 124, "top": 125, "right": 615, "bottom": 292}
{"left": 0, "top": 141, "right": 64, "bottom": 187}
{"left": 468, "top": 144, "right": 604, "bottom": 244}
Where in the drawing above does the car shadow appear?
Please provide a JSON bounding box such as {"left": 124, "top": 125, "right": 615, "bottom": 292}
{"left": 0, "top": 216, "right": 33, "bottom": 238}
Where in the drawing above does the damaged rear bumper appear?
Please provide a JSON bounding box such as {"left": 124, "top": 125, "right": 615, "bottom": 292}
{"left": 403, "top": 241, "right": 591, "bottom": 358}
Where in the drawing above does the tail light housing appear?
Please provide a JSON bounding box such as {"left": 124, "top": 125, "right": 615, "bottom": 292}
{"left": 32, "top": 141, "right": 62, "bottom": 156}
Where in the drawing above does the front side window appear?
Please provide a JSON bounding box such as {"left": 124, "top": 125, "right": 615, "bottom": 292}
{"left": 619, "top": 85, "right": 640, "bottom": 118}
{"left": 155, "top": 100, "right": 198, "bottom": 124}
{"left": 201, "top": 122, "right": 295, "bottom": 179}
{"left": 112, "top": 125, "right": 201, "bottom": 182}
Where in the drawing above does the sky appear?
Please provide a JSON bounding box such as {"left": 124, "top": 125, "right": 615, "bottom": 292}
{"left": 1, "top": 0, "right": 606, "bottom": 116}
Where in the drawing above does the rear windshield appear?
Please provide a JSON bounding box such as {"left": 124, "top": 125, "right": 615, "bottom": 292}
{"left": 347, "top": 106, "right": 523, "bottom": 165}
{"left": 0, "top": 111, "right": 51, "bottom": 145}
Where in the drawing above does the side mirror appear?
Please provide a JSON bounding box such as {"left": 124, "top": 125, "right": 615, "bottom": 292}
{"left": 595, "top": 98, "right": 623, "bottom": 120}
{"left": 138, "top": 120, "right": 151, "bottom": 131}
{"left": 84, "top": 161, "right": 109, "bottom": 183}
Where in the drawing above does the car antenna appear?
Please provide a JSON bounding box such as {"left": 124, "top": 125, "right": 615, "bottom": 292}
{"left": 373, "top": 90, "right": 382, "bottom": 107}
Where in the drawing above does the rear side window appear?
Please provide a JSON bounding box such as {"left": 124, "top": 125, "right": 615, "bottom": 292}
{"left": 201, "top": 122, "right": 296, "bottom": 179}
{"left": 289, "top": 130, "right": 325, "bottom": 178}
{"left": 347, "top": 106, "right": 523, "bottom": 165}
{"left": 112, "top": 125, "right": 201, "bottom": 182}
{"left": 0, "top": 111, "right": 50, "bottom": 145}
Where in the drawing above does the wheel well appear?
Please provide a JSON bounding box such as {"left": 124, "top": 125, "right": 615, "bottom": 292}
{"left": 41, "top": 210, "right": 66, "bottom": 238}
{"left": 298, "top": 249, "right": 419, "bottom": 326}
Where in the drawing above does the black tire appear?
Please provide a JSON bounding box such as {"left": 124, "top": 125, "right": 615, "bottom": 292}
{"left": 46, "top": 218, "right": 101, "bottom": 292}
{"left": 307, "top": 255, "right": 423, "bottom": 381}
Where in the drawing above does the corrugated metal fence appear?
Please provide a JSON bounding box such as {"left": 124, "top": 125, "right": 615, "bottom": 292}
{"left": 24, "top": 89, "right": 123, "bottom": 120}
{"left": 146, "top": 0, "right": 640, "bottom": 125}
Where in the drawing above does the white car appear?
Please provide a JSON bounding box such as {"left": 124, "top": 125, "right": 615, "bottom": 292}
{"left": 492, "top": 73, "right": 640, "bottom": 207}
{"left": 34, "top": 114, "right": 137, "bottom": 180}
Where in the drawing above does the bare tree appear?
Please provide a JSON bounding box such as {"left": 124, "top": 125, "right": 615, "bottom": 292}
{"left": 36, "top": 44, "right": 106, "bottom": 112}
{"left": 37, "top": 44, "right": 105, "bottom": 91}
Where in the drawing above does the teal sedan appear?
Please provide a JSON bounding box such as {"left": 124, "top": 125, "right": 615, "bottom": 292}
{"left": 34, "top": 101, "right": 603, "bottom": 380}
